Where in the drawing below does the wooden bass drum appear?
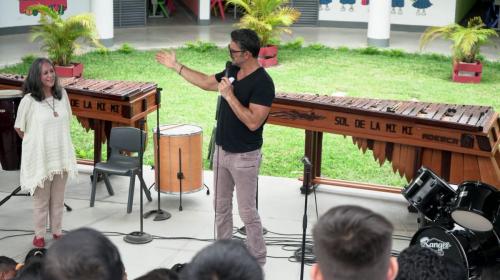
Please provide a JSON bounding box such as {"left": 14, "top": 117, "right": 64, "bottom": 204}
{"left": 154, "top": 124, "right": 203, "bottom": 193}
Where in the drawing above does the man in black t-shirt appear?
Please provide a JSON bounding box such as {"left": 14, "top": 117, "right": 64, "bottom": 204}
{"left": 156, "top": 29, "right": 275, "bottom": 265}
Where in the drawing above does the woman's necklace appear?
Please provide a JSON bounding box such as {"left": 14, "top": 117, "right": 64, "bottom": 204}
{"left": 45, "top": 97, "right": 58, "bottom": 117}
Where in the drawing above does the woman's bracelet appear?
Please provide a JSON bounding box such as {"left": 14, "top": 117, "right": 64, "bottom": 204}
{"left": 178, "top": 64, "right": 184, "bottom": 75}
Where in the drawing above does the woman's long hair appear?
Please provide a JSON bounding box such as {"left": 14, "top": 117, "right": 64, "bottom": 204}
{"left": 22, "top": 57, "right": 63, "bottom": 101}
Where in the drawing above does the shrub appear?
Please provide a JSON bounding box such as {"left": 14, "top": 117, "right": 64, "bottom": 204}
{"left": 184, "top": 40, "right": 217, "bottom": 52}
{"left": 118, "top": 43, "right": 136, "bottom": 54}
{"left": 280, "top": 37, "right": 304, "bottom": 50}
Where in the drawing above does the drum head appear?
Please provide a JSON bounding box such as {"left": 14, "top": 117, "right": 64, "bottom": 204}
{"left": 155, "top": 124, "right": 202, "bottom": 136}
{"left": 0, "top": 90, "right": 23, "bottom": 99}
{"left": 451, "top": 181, "right": 498, "bottom": 232}
{"left": 451, "top": 210, "right": 493, "bottom": 232}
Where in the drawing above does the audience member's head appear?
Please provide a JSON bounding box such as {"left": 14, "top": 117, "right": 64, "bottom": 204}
{"left": 395, "top": 245, "right": 463, "bottom": 280}
{"left": 180, "top": 239, "right": 263, "bottom": 280}
{"left": 169, "top": 263, "right": 187, "bottom": 275}
{"left": 42, "top": 227, "right": 125, "bottom": 280}
{"left": 13, "top": 259, "right": 43, "bottom": 280}
{"left": 311, "top": 205, "right": 398, "bottom": 280}
{"left": 13, "top": 248, "right": 47, "bottom": 280}
{"left": 0, "top": 256, "right": 17, "bottom": 280}
{"left": 134, "top": 268, "right": 178, "bottom": 280}
{"left": 23, "top": 249, "right": 46, "bottom": 266}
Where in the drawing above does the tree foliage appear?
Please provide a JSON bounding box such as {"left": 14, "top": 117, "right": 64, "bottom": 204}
{"left": 29, "top": 4, "right": 102, "bottom": 66}
{"left": 419, "top": 17, "right": 498, "bottom": 63}
{"left": 225, "top": 0, "right": 301, "bottom": 46}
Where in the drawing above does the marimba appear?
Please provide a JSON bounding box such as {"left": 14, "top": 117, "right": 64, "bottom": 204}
{"left": 268, "top": 93, "right": 500, "bottom": 192}
{"left": 0, "top": 73, "right": 159, "bottom": 164}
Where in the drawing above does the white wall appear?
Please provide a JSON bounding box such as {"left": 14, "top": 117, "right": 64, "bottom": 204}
{"left": 0, "top": 0, "right": 91, "bottom": 28}
{"left": 319, "top": 0, "right": 457, "bottom": 27}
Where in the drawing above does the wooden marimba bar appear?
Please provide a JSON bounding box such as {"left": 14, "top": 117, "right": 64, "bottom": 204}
{"left": 0, "top": 73, "right": 159, "bottom": 165}
{"left": 268, "top": 92, "right": 500, "bottom": 192}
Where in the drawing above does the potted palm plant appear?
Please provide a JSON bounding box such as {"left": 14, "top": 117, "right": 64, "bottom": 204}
{"left": 28, "top": 4, "right": 102, "bottom": 78}
{"left": 225, "top": 0, "right": 300, "bottom": 67}
{"left": 419, "top": 16, "right": 498, "bottom": 83}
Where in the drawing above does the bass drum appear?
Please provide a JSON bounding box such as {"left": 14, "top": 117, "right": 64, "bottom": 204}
{"left": 153, "top": 124, "right": 203, "bottom": 194}
{"left": 410, "top": 225, "right": 500, "bottom": 279}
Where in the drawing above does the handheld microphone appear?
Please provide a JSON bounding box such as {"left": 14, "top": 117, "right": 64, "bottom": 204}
{"left": 225, "top": 61, "right": 235, "bottom": 84}
{"left": 225, "top": 61, "right": 231, "bottom": 77}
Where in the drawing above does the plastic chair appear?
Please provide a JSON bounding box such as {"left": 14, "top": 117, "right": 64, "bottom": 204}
{"left": 90, "top": 127, "right": 152, "bottom": 213}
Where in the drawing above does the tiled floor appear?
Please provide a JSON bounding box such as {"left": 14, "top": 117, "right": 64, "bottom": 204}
{"left": 0, "top": 164, "right": 416, "bottom": 279}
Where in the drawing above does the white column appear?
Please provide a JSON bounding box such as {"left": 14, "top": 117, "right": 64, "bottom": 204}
{"left": 90, "top": 0, "right": 113, "bottom": 47}
{"left": 367, "top": 0, "right": 391, "bottom": 47}
{"left": 199, "top": 0, "right": 210, "bottom": 25}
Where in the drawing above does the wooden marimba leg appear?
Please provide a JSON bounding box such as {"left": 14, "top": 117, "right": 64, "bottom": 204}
{"left": 104, "top": 121, "right": 113, "bottom": 159}
{"left": 312, "top": 132, "right": 323, "bottom": 180}
{"left": 90, "top": 119, "right": 104, "bottom": 182}
{"left": 304, "top": 130, "right": 323, "bottom": 194}
{"left": 93, "top": 119, "right": 103, "bottom": 164}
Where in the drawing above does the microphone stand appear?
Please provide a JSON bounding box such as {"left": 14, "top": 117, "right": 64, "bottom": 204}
{"left": 0, "top": 186, "right": 29, "bottom": 207}
{"left": 144, "top": 88, "right": 171, "bottom": 221}
{"left": 213, "top": 62, "right": 231, "bottom": 239}
{"left": 124, "top": 120, "right": 153, "bottom": 244}
{"left": 299, "top": 156, "right": 312, "bottom": 280}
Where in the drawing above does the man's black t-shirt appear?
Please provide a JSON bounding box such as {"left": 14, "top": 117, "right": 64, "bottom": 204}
{"left": 214, "top": 65, "right": 275, "bottom": 153}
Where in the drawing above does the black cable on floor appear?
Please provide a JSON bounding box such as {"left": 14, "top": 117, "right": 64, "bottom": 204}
{"left": 0, "top": 227, "right": 410, "bottom": 266}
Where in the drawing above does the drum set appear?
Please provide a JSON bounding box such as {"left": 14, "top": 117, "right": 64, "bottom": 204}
{"left": 402, "top": 167, "right": 500, "bottom": 279}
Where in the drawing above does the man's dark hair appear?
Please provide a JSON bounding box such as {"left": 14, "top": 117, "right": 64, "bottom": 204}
{"left": 395, "top": 245, "right": 462, "bottom": 280}
{"left": 42, "top": 227, "right": 124, "bottom": 280}
{"left": 0, "top": 256, "right": 17, "bottom": 273}
{"left": 135, "top": 268, "right": 178, "bottom": 280}
{"left": 24, "top": 249, "right": 47, "bottom": 265}
{"left": 13, "top": 258, "right": 43, "bottom": 280}
{"left": 11, "top": 249, "right": 47, "bottom": 280}
{"left": 313, "top": 205, "right": 394, "bottom": 280}
{"left": 230, "top": 29, "right": 261, "bottom": 58}
{"left": 22, "top": 57, "right": 62, "bottom": 102}
{"left": 180, "top": 239, "right": 262, "bottom": 280}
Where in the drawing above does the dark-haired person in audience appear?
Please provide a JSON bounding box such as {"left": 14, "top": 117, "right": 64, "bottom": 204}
{"left": 180, "top": 239, "right": 263, "bottom": 280}
{"left": 0, "top": 256, "right": 17, "bottom": 280}
{"left": 13, "top": 261, "right": 42, "bottom": 280}
{"left": 22, "top": 249, "right": 46, "bottom": 266}
{"left": 395, "top": 245, "right": 464, "bottom": 280}
{"left": 311, "top": 205, "right": 398, "bottom": 280}
{"left": 42, "top": 227, "right": 126, "bottom": 280}
{"left": 134, "top": 268, "right": 178, "bottom": 280}
{"left": 12, "top": 248, "right": 46, "bottom": 280}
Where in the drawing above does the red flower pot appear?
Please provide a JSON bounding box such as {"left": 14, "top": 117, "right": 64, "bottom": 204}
{"left": 55, "top": 62, "right": 83, "bottom": 78}
{"left": 452, "top": 60, "right": 482, "bottom": 83}
{"left": 258, "top": 45, "right": 278, "bottom": 68}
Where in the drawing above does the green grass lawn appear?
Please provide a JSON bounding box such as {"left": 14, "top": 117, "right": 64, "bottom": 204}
{"left": 2, "top": 46, "right": 499, "bottom": 187}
